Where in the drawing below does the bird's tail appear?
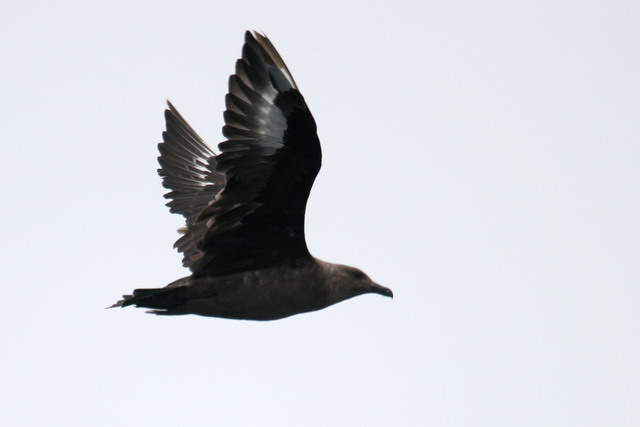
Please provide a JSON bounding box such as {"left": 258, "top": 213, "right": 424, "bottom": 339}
{"left": 109, "top": 278, "right": 191, "bottom": 314}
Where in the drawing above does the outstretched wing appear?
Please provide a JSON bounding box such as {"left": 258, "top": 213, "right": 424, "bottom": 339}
{"left": 157, "top": 102, "right": 224, "bottom": 267}
{"left": 162, "top": 31, "right": 322, "bottom": 277}
{"left": 158, "top": 102, "right": 223, "bottom": 221}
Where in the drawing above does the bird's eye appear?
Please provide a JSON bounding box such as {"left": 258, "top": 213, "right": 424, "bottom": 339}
{"left": 352, "top": 271, "right": 365, "bottom": 280}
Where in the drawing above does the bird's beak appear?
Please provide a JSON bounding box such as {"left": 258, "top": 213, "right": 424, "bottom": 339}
{"left": 371, "top": 283, "right": 394, "bottom": 299}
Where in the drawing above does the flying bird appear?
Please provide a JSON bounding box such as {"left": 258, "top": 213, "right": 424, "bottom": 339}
{"left": 112, "top": 31, "right": 393, "bottom": 320}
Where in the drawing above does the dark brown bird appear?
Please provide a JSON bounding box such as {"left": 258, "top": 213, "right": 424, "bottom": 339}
{"left": 112, "top": 31, "right": 392, "bottom": 320}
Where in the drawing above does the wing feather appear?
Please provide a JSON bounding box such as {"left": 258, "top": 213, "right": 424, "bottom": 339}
{"left": 157, "top": 32, "right": 321, "bottom": 276}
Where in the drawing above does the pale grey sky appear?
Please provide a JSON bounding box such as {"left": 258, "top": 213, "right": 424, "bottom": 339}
{"left": 1, "top": 1, "right": 639, "bottom": 426}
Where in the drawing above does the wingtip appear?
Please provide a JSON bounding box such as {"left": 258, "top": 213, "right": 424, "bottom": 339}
{"left": 242, "top": 30, "right": 298, "bottom": 91}
{"left": 246, "top": 29, "right": 266, "bottom": 40}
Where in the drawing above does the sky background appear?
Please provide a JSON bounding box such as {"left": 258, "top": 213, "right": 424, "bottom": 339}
{"left": 2, "top": 1, "right": 639, "bottom": 426}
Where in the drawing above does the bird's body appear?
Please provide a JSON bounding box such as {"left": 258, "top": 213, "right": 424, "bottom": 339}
{"left": 113, "top": 31, "right": 392, "bottom": 320}
{"left": 121, "top": 259, "right": 381, "bottom": 320}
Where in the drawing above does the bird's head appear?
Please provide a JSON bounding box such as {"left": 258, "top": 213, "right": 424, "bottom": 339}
{"left": 326, "top": 263, "right": 393, "bottom": 302}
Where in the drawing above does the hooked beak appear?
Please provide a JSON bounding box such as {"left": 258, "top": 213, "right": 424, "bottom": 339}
{"left": 371, "top": 283, "right": 394, "bottom": 299}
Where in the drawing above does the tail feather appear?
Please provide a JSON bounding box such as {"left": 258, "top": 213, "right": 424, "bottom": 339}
{"left": 110, "top": 279, "right": 191, "bottom": 312}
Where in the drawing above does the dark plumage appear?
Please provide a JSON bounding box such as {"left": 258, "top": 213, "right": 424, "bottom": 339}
{"left": 112, "top": 31, "right": 392, "bottom": 320}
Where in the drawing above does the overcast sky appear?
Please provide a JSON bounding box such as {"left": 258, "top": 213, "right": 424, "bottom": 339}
{"left": 2, "top": 1, "right": 639, "bottom": 426}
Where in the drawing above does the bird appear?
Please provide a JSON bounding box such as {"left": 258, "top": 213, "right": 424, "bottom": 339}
{"left": 112, "top": 31, "right": 393, "bottom": 320}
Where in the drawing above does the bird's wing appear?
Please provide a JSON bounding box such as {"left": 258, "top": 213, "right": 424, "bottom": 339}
{"left": 171, "top": 31, "right": 322, "bottom": 276}
{"left": 158, "top": 102, "right": 223, "bottom": 222}
{"left": 157, "top": 102, "right": 225, "bottom": 267}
